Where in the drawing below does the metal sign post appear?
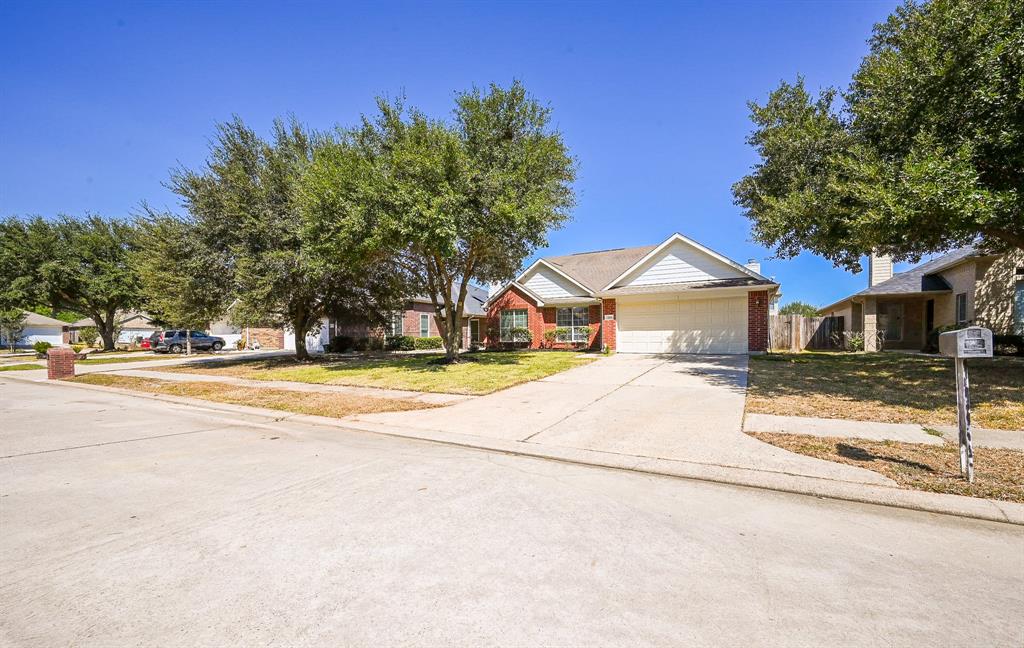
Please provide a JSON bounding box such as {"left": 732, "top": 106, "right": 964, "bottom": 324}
{"left": 953, "top": 357, "right": 974, "bottom": 482}
{"left": 939, "top": 327, "right": 992, "bottom": 483}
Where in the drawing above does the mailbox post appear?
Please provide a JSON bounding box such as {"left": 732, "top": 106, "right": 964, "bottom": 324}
{"left": 938, "top": 327, "right": 993, "bottom": 483}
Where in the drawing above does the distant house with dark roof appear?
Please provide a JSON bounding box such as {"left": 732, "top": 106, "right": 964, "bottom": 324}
{"left": 822, "top": 247, "right": 1024, "bottom": 351}
{"left": 485, "top": 233, "right": 779, "bottom": 354}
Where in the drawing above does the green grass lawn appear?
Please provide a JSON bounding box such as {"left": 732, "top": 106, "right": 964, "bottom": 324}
{"left": 157, "top": 351, "right": 596, "bottom": 395}
{"left": 747, "top": 352, "right": 1024, "bottom": 431}
{"left": 0, "top": 363, "right": 45, "bottom": 371}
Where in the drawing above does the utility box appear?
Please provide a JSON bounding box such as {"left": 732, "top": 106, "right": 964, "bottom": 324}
{"left": 939, "top": 326, "right": 992, "bottom": 359}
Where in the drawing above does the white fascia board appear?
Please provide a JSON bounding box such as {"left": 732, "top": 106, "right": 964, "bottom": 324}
{"left": 601, "top": 232, "right": 771, "bottom": 291}
{"left": 517, "top": 258, "right": 594, "bottom": 296}
{"left": 484, "top": 281, "right": 546, "bottom": 307}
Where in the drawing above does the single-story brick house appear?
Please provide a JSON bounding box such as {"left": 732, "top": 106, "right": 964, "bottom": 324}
{"left": 484, "top": 233, "right": 779, "bottom": 354}
{"left": 319, "top": 284, "right": 490, "bottom": 351}
{"left": 822, "top": 246, "right": 1024, "bottom": 351}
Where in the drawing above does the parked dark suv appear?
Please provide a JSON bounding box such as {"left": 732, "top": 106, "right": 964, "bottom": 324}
{"left": 150, "top": 330, "right": 226, "bottom": 354}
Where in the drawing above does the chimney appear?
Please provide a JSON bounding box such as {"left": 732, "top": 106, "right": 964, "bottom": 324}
{"left": 744, "top": 258, "right": 761, "bottom": 275}
{"left": 868, "top": 253, "right": 893, "bottom": 287}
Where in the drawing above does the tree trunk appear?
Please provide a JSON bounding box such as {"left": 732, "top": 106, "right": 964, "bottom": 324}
{"left": 96, "top": 317, "right": 117, "bottom": 351}
{"left": 292, "top": 314, "right": 310, "bottom": 361}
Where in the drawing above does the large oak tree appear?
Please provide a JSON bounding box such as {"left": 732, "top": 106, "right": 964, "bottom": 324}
{"left": 733, "top": 0, "right": 1024, "bottom": 271}
{"left": 304, "top": 82, "right": 576, "bottom": 361}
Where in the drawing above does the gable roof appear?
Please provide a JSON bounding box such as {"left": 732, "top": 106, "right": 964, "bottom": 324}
{"left": 822, "top": 246, "right": 983, "bottom": 311}
{"left": 22, "top": 311, "right": 68, "bottom": 327}
{"left": 599, "top": 232, "right": 770, "bottom": 291}
{"left": 543, "top": 244, "right": 659, "bottom": 293}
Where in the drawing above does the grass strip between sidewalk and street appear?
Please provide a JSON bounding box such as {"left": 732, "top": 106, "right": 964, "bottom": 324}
{"left": 71, "top": 374, "right": 439, "bottom": 418}
{"left": 0, "top": 363, "right": 45, "bottom": 371}
{"left": 154, "top": 351, "right": 596, "bottom": 395}
{"left": 76, "top": 354, "right": 205, "bottom": 365}
{"left": 750, "top": 431, "right": 1024, "bottom": 503}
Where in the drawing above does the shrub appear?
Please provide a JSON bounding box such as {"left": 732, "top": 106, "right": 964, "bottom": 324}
{"left": 367, "top": 336, "right": 385, "bottom": 351}
{"left": 413, "top": 336, "right": 444, "bottom": 350}
{"left": 386, "top": 335, "right": 415, "bottom": 351}
{"left": 993, "top": 334, "right": 1024, "bottom": 357}
{"left": 328, "top": 335, "right": 354, "bottom": 353}
{"left": 70, "top": 343, "right": 86, "bottom": 353}
{"left": 236, "top": 338, "right": 246, "bottom": 350}
{"left": 33, "top": 341, "right": 53, "bottom": 355}
{"left": 77, "top": 326, "right": 99, "bottom": 347}
{"left": 353, "top": 337, "right": 370, "bottom": 352}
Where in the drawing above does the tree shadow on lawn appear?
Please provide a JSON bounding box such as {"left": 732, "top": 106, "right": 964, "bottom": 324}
{"left": 194, "top": 350, "right": 550, "bottom": 376}
{"left": 836, "top": 442, "right": 936, "bottom": 472}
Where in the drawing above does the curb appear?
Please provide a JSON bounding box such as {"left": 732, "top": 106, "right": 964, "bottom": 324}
{"left": 7, "top": 373, "right": 1023, "bottom": 526}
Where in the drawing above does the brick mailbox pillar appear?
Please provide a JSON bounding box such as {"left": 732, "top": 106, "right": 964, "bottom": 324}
{"left": 47, "top": 347, "right": 76, "bottom": 380}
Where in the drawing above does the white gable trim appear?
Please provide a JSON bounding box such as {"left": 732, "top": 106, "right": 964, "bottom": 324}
{"left": 601, "top": 233, "right": 768, "bottom": 290}
{"left": 517, "top": 259, "right": 593, "bottom": 296}
{"left": 485, "top": 281, "right": 546, "bottom": 307}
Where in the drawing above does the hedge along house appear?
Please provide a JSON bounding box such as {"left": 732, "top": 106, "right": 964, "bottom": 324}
{"left": 485, "top": 233, "right": 779, "bottom": 354}
{"left": 822, "top": 246, "right": 1024, "bottom": 352}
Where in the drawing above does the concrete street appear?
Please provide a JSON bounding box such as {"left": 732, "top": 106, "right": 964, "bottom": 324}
{"left": 1, "top": 376, "right": 1022, "bottom": 646}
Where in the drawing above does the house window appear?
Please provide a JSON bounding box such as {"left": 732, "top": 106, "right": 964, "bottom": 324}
{"left": 500, "top": 309, "right": 528, "bottom": 342}
{"left": 1013, "top": 281, "right": 1024, "bottom": 335}
{"left": 388, "top": 313, "right": 403, "bottom": 337}
{"left": 955, "top": 293, "right": 968, "bottom": 324}
{"left": 419, "top": 313, "right": 430, "bottom": 338}
{"left": 470, "top": 319, "right": 480, "bottom": 343}
{"left": 555, "top": 306, "right": 590, "bottom": 343}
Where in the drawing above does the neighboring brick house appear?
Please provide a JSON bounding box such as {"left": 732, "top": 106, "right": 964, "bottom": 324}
{"left": 326, "top": 284, "right": 490, "bottom": 350}
{"left": 484, "top": 233, "right": 779, "bottom": 354}
{"left": 822, "top": 246, "right": 1024, "bottom": 351}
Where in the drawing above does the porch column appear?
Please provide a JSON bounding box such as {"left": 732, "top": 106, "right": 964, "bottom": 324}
{"left": 863, "top": 297, "right": 879, "bottom": 351}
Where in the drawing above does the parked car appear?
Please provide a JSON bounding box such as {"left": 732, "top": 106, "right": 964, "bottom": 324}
{"left": 150, "top": 330, "right": 226, "bottom": 354}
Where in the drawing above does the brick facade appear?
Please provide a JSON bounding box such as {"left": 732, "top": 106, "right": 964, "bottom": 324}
{"left": 600, "top": 299, "right": 617, "bottom": 351}
{"left": 248, "top": 327, "right": 284, "bottom": 350}
{"left": 747, "top": 290, "right": 769, "bottom": 353}
{"left": 47, "top": 347, "right": 76, "bottom": 380}
{"left": 484, "top": 286, "right": 605, "bottom": 350}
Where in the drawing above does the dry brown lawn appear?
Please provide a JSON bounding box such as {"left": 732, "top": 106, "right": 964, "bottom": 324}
{"left": 747, "top": 352, "right": 1024, "bottom": 430}
{"left": 751, "top": 431, "right": 1024, "bottom": 503}
{"left": 72, "top": 374, "right": 437, "bottom": 418}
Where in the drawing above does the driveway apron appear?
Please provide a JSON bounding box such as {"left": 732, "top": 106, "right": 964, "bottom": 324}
{"left": 353, "top": 354, "right": 893, "bottom": 485}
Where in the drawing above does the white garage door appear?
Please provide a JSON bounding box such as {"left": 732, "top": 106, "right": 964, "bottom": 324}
{"left": 617, "top": 297, "right": 748, "bottom": 354}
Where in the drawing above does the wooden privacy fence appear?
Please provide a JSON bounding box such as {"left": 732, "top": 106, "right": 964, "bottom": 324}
{"left": 769, "top": 315, "right": 844, "bottom": 351}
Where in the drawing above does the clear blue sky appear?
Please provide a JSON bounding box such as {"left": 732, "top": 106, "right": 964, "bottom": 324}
{"left": 1, "top": 0, "right": 906, "bottom": 307}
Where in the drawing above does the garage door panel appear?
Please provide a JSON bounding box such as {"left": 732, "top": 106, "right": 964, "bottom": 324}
{"left": 617, "top": 297, "right": 748, "bottom": 354}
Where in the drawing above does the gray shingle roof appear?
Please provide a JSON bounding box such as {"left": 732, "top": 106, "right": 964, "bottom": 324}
{"left": 414, "top": 283, "right": 488, "bottom": 317}
{"left": 544, "top": 244, "right": 659, "bottom": 292}
{"left": 855, "top": 246, "right": 978, "bottom": 297}
{"left": 22, "top": 311, "right": 68, "bottom": 327}
{"left": 603, "top": 277, "right": 774, "bottom": 296}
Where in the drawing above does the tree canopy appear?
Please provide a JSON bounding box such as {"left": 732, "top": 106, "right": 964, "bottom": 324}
{"left": 733, "top": 0, "right": 1024, "bottom": 271}
{"left": 166, "top": 117, "right": 409, "bottom": 359}
{"left": 304, "top": 81, "right": 576, "bottom": 360}
{"left": 0, "top": 215, "right": 141, "bottom": 350}
{"left": 778, "top": 301, "right": 821, "bottom": 317}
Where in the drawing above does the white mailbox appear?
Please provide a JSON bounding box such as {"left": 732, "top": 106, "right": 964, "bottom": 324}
{"left": 939, "top": 326, "right": 992, "bottom": 359}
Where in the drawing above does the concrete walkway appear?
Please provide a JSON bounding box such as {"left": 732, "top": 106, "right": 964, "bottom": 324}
{"left": 745, "top": 413, "right": 1024, "bottom": 451}
{"left": 351, "top": 354, "right": 895, "bottom": 486}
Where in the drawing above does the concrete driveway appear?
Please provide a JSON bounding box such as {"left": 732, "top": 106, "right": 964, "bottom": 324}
{"left": 354, "top": 354, "right": 891, "bottom": 484}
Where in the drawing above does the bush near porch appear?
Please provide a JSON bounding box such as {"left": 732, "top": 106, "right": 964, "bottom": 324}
{"left": 747, "top": 352, "right": 1024, "bottom": 431}
{"left": 155, "top": 350, "right": 594, "bottom": 395}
